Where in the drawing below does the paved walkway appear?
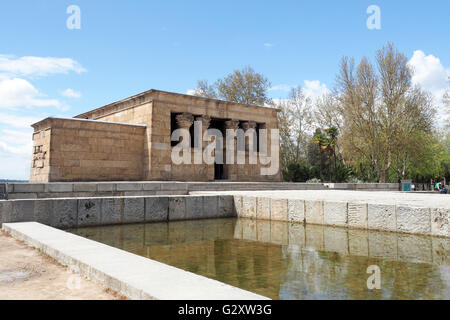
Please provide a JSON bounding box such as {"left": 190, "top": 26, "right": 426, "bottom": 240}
{"left": 0, "top": 230, "right": 124, "bottom": 300}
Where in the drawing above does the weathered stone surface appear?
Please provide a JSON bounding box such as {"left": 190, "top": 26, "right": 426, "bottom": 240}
{"left": 169, "top": 197, "right": 186, "bottom": 221}
{"left": 45, "top": 184, "right": 73, "bottom": 193}
{"left": 348, "top": 202, "right": 368, "bottom": 229}
{"left": 288, "top": 199, "right": 304, "bottom": 223}
{"left": 431, "top": 208, "right": 450, "bottom": 237}
{"left": 348, "top": 229, "right": 369, "bottom": 256}
{"left": 218, "top": 195, "right": 235, "bottom": 217}
{"left": 241, "top": 196, "right": 256, "bottom": 219}
{"left": 11, "top": 200, "right": 35, "bottom": 223}
{"left": 145, "top": 197, "right": 168, "bottom": 222}
{"left": 367, "top": 204, "right": 396, "bottom": 231}
{"left": 73, "top": 183, "right": 98, "bottom": 192}
{"left": 271, "top": 198, "right": 288, "bottom": 221}
{"left": 0, "top": 201, "right": 12, "bottom": 225}
{"left": 143, "top": 183, "right": 161, "bottom": 191}
{"left": 34, "top": 199, "right": 53, "bottom": 226}
{"left": 203, "top": 196, "right": 218, "bottom": 218}
{"left": 97, "top": 183, "right": 115, "bottom": 192}
{"left": 52, "top": 199, "right": 78, "bottom": 229}
{"left": 78, "top": 198, "right": 101, "bottom": 227}
{"left": 397, "top": 234, "right": 432, "bottom": 263}
{"left": 305, "top": 200, "right": 323, "bottom": 225}
{"left": 123, "top": 198, "right": 145, "bottom": 223}
{"left": 323, "top": 201, "right": 347, "bottom": 227}
{"left": 324, "top": 228, "right": 348, "bottom": 255}
{"left": 233, "top": 195, "right": 242, "bottom": 217}
{"left": 101, "top": 198, "right": 122, "bottom": 225}
{"left": 396, "top": 206, "right": 431, "bottom": 235}
{"left": 186, "top": 196, "right": 204, "bottom": 220}
{"left": 117, "top": 183, "right": 143, "bottom": 192}
{"left": 14, "top": 184, "right": 45, "bottom": 193}
{"left": 256, "top": 197, "right": 271, "bottom": 220}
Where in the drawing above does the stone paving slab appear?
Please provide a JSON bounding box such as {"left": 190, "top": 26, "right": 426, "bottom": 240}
{"left": 2, "top": 222, "right": 269, "bottom": 300}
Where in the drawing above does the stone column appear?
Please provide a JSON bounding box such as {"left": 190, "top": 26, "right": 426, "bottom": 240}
{"left": 224, "top": 120, "right": 240, "bottom": 181}
{"left": 175, "top": 113, "right": 194, "bottom": 148}
{"left": 195, "top": 115, "right": 211, "bottom": 148}
{"left": 176, "top": 113, "right": 194, "bottom": 129}
{"left": 241, "top": 121, "right": 257, "bottom": 152}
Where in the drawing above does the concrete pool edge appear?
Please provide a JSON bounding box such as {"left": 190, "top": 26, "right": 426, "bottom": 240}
{"left": 2, "top": 222, "right": 270, "bottom": 301}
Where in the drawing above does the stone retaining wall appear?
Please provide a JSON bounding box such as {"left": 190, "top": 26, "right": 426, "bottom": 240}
{"left": 1, "top": 182, "right": 400, "bottom": 200}
{"left": 234, "top": 195, "right": 450, "bottom": 237}
{"left": 0, "top": 195, "right": 235, "bottom": 229}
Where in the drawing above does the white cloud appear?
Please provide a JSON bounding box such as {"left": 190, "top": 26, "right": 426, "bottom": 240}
{"left": 186, "top": 89, "right": 198, "bottom": 96}
{"left": 0, "top": 128, "right": 32, "bottom": 155}
{"left": 270, "top": 81, "right": 330, "bottom": 100}
{"left": 0, "top": 112, "right": 41, "bottom": 128}
{"left": 408, "top": 50, "right": 450, "bottom": 126}
{"left": 303, "top": 80, "right": 330, "bottom": 101}
{"left": 61, "top": 88, "right": 82, "bottom": 98}
{"left": 0, "top": 77, "right": 61, "bottom": 109}
{"left": 0, "top": 55, "right": 86, "bottom": 77}
{"left": 264, "top": 43, "right": 275, "bottom": 48}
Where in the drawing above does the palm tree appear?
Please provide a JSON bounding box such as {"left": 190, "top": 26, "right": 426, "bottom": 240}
{"left": 324, "top": 127, "right": 339, "bottom": 182}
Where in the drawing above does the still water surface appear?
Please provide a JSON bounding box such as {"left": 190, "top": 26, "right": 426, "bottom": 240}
{"left": 69, "top": 218, "right": 450, "bottom": 300}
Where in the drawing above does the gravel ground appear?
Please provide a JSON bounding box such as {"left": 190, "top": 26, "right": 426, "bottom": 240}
{"left": 0, "top": 230, "right": 126, "bottom": 300}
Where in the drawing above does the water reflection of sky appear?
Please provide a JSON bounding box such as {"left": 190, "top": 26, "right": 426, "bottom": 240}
{"left": 69, "top": 218, "right": 450, "bottom": 300}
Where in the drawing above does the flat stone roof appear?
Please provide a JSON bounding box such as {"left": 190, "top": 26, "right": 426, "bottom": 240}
{"left": 31, "top": 116, "right": 148, "bottom": 129}
{"left": 75, "top": 89, "right": 280, "bottom": 120}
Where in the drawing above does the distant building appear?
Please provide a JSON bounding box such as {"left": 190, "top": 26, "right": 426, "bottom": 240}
{"left": 30, "top": 90, "right": 281, "bottom": 182}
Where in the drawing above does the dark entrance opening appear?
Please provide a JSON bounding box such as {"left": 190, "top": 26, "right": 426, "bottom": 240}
{"left": 210, "top": 118, "right": 226, "bottom": 180}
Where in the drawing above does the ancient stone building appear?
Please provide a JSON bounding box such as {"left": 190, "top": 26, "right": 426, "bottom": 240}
{"left": 29, "top": 90, "right": 282, "bottom": 182}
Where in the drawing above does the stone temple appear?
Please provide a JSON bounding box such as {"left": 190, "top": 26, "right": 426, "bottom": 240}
{"left": 29, "top": 89, "right": 282, "bottom": 182}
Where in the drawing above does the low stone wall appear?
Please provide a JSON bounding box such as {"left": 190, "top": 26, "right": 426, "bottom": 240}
{"left": 3, "top": 181, "right": 328, "bottom": 200}
{"left": 0, "top": 195, "right": 235, "bottom": 229}
{"left": 233, "top": 194, "right": 450, "bottom": 237}
{"left": 2, "top": 181, "right": 402, "bottom": 200}
{"left": 324, "top": 183, "right": 399, "bottom": 191}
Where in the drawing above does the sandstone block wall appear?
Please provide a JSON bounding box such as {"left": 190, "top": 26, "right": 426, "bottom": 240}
{"left": 30, "top": 90, "right": 282, "bottom": 182}
{"left": 30, "top": 118, "right": 146, "bottom": 182}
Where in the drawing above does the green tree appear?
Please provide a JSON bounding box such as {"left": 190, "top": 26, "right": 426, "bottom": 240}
{"left": 336, "top": 43, "right": 436, "bottom": 182}
{"left": 193, "top": 66, "right": 272, "bottom": 106}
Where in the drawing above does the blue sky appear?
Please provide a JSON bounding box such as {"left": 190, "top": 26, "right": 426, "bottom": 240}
{"left": 0, "top": 0, "right": 449, "bottom": 179}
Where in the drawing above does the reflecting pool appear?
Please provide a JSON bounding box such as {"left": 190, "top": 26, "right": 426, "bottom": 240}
{"left": 69, "top": 218, "right": 450, "bottom": 300}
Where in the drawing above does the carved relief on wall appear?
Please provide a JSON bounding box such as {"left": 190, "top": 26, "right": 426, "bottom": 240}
{"left": 32, "top": 145, "right": 46, "bottom": 168}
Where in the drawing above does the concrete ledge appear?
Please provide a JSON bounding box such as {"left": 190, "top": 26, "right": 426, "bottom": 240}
{"left": 2, "top": 222, "right": 268, "bottom": 300}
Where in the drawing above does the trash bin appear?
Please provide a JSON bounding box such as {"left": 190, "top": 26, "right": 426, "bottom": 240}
{"left": 401, "top": 180, "right": 412, "bottom": 192}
